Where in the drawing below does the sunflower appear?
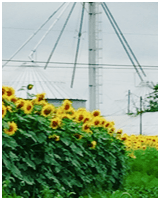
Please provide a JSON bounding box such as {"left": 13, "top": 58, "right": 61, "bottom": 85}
{"left": 27, "top": 84, "right": 33, "bottom": 90}
{"left": 50, "top": 117, "right": 61, "bottom": 129}
{"left": 141, "top": 145, "right": 146, "bottom": 150}
{"left": 48, "top": 134, "right": 60, "bottom": 141}
{"left": 152, "top": 137, "right": 158, "bottom": 143}
{"left": 35, "top": 93, "right": 46, "bottom": 103}
{"left": 130, "top": 135, "right": 136, "bottom": 141}
{"left": 60, "top": 113, "right": 72, "bottom": 120}
{"left": 9, "top": 96, "right": 17, "bottom": 104}
{"left": 75, "top": 112, "right": 85, "bottom": 123}
{"left": 35, "top": 100, "right": 48, "bottom": 107}
{"left": 92, "top": 116, "right": 101, "bottom": 127}
{"left": 90, "top": 141, "right": 97, "bottom": 149}
{"left": 129, "top": 153, "right": 136, "bottom": 159}
{"left": 92, "top": 109, "right": 101, "bottom": 117}
{"left": 2, "top": 105, "right": 7, "bottom": 118}
{"left": 6, "top": 106, "right": 12, "bottom": 112}
{"left": 100, "top": 117, "right": 107, "bottom": 126}
{"left": 82, "top": 123, "right": 92, "bottom": 133}
{"left": 23, "top": 100, "right": 33, "bottom": 114}
{"left": 103, "top": 121, "right": 111, "bottom": 129}
{"left": 77, "top": 108, "right": 87, "bottom": 113}
{"left": 6, "top": 86, "right": 15, "bottom": 97}
{"left": 16, "top": 99, "right": 26, "bottom": 109}
{"left": 83, "top": 112, "right": 91, "bottom": 123}
{"left": 4, "top": 121, "right": 18, "bottom": 136}
{"left": 41, "top": 104, "right": 55, "bottom": 117}
{"left": 62, "top": 99, "right": 72, "bottom": 112}
{"left": 2, "top": 86, "right": 7, "bottom": 96}
{"left": 121, "top": 133, "right": 128, "bottom": 141}
{"left": 73, "top": 133, "right": 83, "bottom": 140}
{"left": 66, "top": 107, "right": 76, "bottom": 118}
{"left": 2, "top": 94, "right": 10, "bottom": 101}
{"left": 116, "top": 129, "right": 123, "bottom": 134}
{"left": 110, "top": 121, "right": 115, "bottom": 126}
{"left": 56, "top": 107, "right": 64, "bottom": 116}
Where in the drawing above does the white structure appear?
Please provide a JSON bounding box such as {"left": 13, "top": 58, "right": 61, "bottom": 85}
{"left": 2, "top": 64, "right": 87, "bottom": 109}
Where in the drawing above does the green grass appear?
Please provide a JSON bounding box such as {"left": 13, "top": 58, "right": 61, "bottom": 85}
{"left": 80, "top": 147, "right": 158, "bottom": 198}
{"left": 2, "top": 147, "right": 158, "bottom": 198}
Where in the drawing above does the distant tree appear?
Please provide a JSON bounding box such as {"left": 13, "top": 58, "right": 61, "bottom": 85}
{"left": 145, "top": 83, "right": 158, "bottom": 112}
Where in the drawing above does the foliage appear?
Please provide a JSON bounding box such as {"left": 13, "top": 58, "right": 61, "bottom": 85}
{"left": 145, "top": 83, "right": 158, "bottom": 112}
{"left": 2, "top": 85, "right": 129, "bottom": 198}
{"left": 126, "top": 147, "right": 158, "bottom": 188}
{"left": 80, "top": 147, "right": 158, "bottom": 198}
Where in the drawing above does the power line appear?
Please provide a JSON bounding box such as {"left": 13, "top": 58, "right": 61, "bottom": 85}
{"left": 2, "top": 2, "right": 66, "bottom": 68}
{"left": 2, "top": 27, "right": 158, "bottom": 36}
{"left": 2, "top": 65, "right": 158, "bottom": 70}
{"left": 2, "top": 59, "right": 158, "bottom": 68}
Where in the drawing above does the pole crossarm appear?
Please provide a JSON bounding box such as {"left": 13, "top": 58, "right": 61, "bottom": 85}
{"left": 70, "top": 2, "right": 85, "bottom": 88}
{"left": 101, "top": 3, "right": 143, "bottom": 82}
{"left": 2, "top": 2, "right": 66, "bottom": 68}
{"left": 103, "top": 3, "right": 146, "bottom": 77}
{"left": 44, "top": 2, "right": 76, "bottom": 70}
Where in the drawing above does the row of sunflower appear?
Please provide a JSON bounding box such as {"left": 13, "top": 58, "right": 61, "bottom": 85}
{"left": 2, "top": 85, "right": 158, "bottom": 151}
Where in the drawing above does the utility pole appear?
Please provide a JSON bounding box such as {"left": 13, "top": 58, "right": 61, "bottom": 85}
{"left": 88, "top": 2, "right": 96, "bottom": 111}
{"left": 128, "top": 90, "right": 130, "bottom": 114}
{"left": 140, "top": 96, "right": 142, "bottom": 135}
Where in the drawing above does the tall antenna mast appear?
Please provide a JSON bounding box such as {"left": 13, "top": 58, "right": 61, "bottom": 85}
{"left": 88, "top": 2, "right": 96, "bottom": 111}
{"left": 88, "top": 2, "right": 102, "bottom": 111}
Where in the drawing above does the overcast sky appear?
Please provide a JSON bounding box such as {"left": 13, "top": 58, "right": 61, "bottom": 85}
{"left": 2, "top": 1, "right": 158, "bottom": 114}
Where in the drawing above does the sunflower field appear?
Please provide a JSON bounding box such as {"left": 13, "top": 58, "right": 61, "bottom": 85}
{"left": 2, "top": 85, "right": 158, "bottom": 198}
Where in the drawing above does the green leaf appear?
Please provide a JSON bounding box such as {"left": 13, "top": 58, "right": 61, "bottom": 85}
{"left": 36, "top": 133, "right": 46, "bottom": 143}
{"left": 54, "top": 154, "right": 61, "bottom": 160}
{"left": 21, "top": 172, "right": 34, "bottom": 185}
{"left": 2, "top": 121, "right": 10, "bottom": 129}
{"left": 61, "top": 137, "right": 70, "bottom": 146}
{"left": 110, "top": 176, "right": 115, "bottom": 183}
{"left": 15, "top": 113, "right": 29, "bottom": 123}
{"left": 33, "top": 157, "right": 42, "bottom": 165}
{"left": 71, "top": 159, "right": 80, "bottom": 168}
{"left": 3, "top": 158, "right": 12, "bottom": 170}
{"left": 55, "top": 166, "right": 61, "bottom": 173}
{"left": 2, "top": 136, "right": 18, "bottom": 149}
{"left": 19, "top": 129, "right": 37, "bottom": 143}
{"left": 11, "top": 164, "right": 22, "bottom": 179}
{"left": 9, "top": 151, "right": 19, "bottom": 161}
{"left": 22, "top": 156, "right": 36, "bottom": 170}
{"left": 16, "top": 162, "right": 28, "bottom": 171}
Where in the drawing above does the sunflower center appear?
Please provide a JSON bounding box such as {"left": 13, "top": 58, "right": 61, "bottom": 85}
{"left": 8, "top": 126, "right": 14, "bottom": 132}
{"left": 52, "top": 121, "right": 58, "bottom": 127}
{"left": 84, "top": 118, "right": 89, "bottom": 123}
{"left": 78, "top": 115, "right": 84, "bottom": 121}
{"left": 27, "top": 105, "right": 32, "bottom": 111}
{"left": 11, "top": 98, "right": 16, "bottom": 103}
{"left": 93, "top": 111, "right": 99, "bottom": 117}
{"left": 2, "top": 89, "right": 5, "bottom": 95}
{"left": 44, "top": 109, "right": 51, "bottom": 115}
{"left": 94, "top": 120, "right": 99, "bottom": 125}
{"left": 17, "top": 102, "right": 24, "bottom": 108}
{"left": 64, "top": 104, "right": 70, "bottom": 110}
{"left": 84, "top": 125, "right": 89, "bottom": 130}
{"left": 7, "top": 90, "right": 12, "bottom": 96}
{"left": 105, "top": 123, "right": 109, "bottom": 127}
